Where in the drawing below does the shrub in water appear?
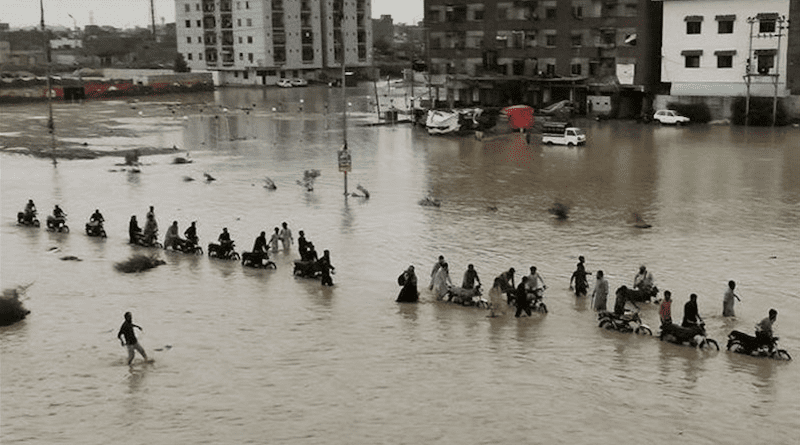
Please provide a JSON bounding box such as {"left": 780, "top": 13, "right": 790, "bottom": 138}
{"left": 730, "top": 96, "right": 788, "bottom": 126}
{"left": 0, "top": 287, "right": 31, "bottom": 326}
{"left": 115, "top": 254, "right": 166, "bottom": 273}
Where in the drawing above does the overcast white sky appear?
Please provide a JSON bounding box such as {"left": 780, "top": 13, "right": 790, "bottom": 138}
{"left": 4, "top": 0, "right": 424, "bottom": 29}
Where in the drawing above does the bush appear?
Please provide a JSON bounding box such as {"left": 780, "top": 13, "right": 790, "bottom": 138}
{"left": 115, "top": 254, "right": 165, "bottom": 273}
{"left": 0, "top": 287, "right": 31, "bottom": 326}
{"left": 666, "top": 102, "right": 712, "bottom": 124}
{"left": 730, "top": 96, "right": 789, "bottom": 126}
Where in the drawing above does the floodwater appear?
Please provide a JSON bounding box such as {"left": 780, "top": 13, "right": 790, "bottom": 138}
{"left": 1, "top": 86, "right": 799, "bottom": 444}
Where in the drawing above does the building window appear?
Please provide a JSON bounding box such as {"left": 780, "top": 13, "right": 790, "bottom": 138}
{"left": 759, "top": 19, "right": 776, "bottom": 33}
{"left": 545, "top": 34, "right": 556, "bottom": 47}
{"left": 246, "top": 1, "right": 250, "bottom": 9}
{"left": 196, "top": 4, "right": 200, "bottom": 11}
{"left": 247, "top": 36, "right": 253, "bottom": 43}
{"left": 682, "top": 50, "right": 703, "bottom": 68}
{"left": 589, "top": 61, "right": 599, "bottom": 76}
{"left": 474, "top": 9, "right": 484, "bottom": 21}
{"left": 718, "top": 20, "right": 734, "bottom": 34}
{"left": 198, "top": 36, "right": 202, "bottom": 43}
{"left": 197, "top": 20, "right": 201, "bottom": 27}
{"left": 571, "top": 63, "right": 582, "bottom": 75}
{"left": 572, "top": 6, "right": 583, "bottom": 19}
{"left": 571, "top": 33, "right": 582, "bottom": 47}
{"left": 187, "top": 37, "right": 192, "bottom": 44}
{"left": 546, "top": 63, "right": 556, "bottom": 76}
{"left": 756, "top": 50, "right": 776, "bottom": 74}
{"left": 199, "top": 52, "right": 203, "bottom": 60}
{"left": 237, "top": 19, "right": 242, "bottom": 27}
{"left": 185, "top": 20, "right": 191, "bottom": 28}
{"left": 247, "top": 19, "right": 252, "bottom": 27}
{"left": 248, "top": 53, "right": 253, "bottom": 62}
{"left": 546, "top": 8, "right": 557, "bottom": 19}
{"left": 239, "top": 52, "right": 243, "bottom": 60}
{"left": 187, "top": 53, "right": 192, "bottom": 60}
{"left": 238, "top": 36, "right": 243, "bottom": 43}
{"left": 686, "top": 21, "right": 701, "bottom": 34}
{"left": 243, "top": 71, "right": 248, "bottom": 79}
{"left": 234, "top": 71, "right": 238, "bottom": 77}
{"left": 185, "top": 4, "right": 191, "bottom": 12}
{"left": 601, "top": 30, "right": 615, "bottom": 45}
{"left": 717, "top": 55, "right": 733, "bottom": 68}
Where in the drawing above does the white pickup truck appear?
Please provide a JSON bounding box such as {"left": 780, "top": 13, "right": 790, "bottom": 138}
{"left": 541, "top": 122, "right": 586, "bottom": 146}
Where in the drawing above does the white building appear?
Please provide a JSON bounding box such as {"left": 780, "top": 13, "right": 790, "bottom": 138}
{"left": 175, "top": 0, "right": 372, "bottom": 86}
{"left": 660, "top": 0, "right": 790, "bottom": 98}
{"left": 50, "top": 38, "right": 83, "bottom": 50}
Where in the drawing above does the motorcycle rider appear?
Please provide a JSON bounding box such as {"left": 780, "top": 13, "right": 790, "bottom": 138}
{"left": 633, "top": 265, "right": 655, "bottom": 295}
{"left": 184, "top": 221, "right": 199, "bottom": 246}
{"left": 681, "top": 293, "right": 703, "bottom": 328}
{"left": 525, "top": 266, "right": 546, "bottom": 302}
{"left": 129, "top": 215, "right": 142, "bottom": 244}
{"left": 143, "top": 213, "right": 158, "bottom": 244}
{"left": 252, "top": 231, "right": 270, "bottom": 266}
{"left": 614, "top": 286, "right": 640, "bottom": 317}
{"left": 164, "top": 221, "right": 182, "bottom": 250}
{"left": 218, "top": 227, "right": 234, "bottom": 255}
{"left": 755, "top": 309, "right": 778, "bottom": 352}
{"left": 88, "top": 209, "right": 104, "bottom": 227}
{"left": 24, "top": 199, "right": 37, "bottom": 221}
{"left": 52, "top": 205, "right": 67, "bottom": 223}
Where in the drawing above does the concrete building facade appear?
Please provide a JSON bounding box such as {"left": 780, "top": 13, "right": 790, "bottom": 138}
{"left": 659, "top": 0, "right": 791, "bottom": 98}
{"left": 175, "top": 0, "right": 372, "bottom": 86}
{"left": 423, "top": 0, "right": 663, "bottom": 116}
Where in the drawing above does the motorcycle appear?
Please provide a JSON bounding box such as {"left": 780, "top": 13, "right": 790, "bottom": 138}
{"left": 165, "top": 238, "right": 203, "bottom": 255}
{"left": 726, "top": 330, "right": 792, "bottom": 360}
{"left": 446, "top": 285, "right": 490, "bottom": 309}
{"left": 17, "top": 211, "right": 40, "bottom": 227}
{"left": 660, "top": 322, "right": 719, "bottom": 350}
{"left": 598, "top": 310, "right": 652, "bottom": 335}
{"left": 131, "top": 231, "right": 163, "bottom": 248}
{"left": 243, "top": 251, "right": 276, "bottom": 269}
{"left": 623, "top": 285, "right": 660, "bottom": 303}
{"left": 85, "top": 221, "right": 107, "bottom": 238}
{"left": 208, "top": 242, "right": 240, "bottom": 260}
{"left": 46, "top": 215, "right": 69, "bottom": 232}
{"left": 506, "top": 287, "right": 549, "bottom": 314}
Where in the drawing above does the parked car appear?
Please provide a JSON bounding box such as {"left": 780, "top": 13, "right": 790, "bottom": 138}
{"left": 290, "top": 78, "right": 308, "bottom": 87}
{"left": 277, "top": 79, "right": 293, "bottom": 88}
{"left": 653, "top": 109, "right": 690, "bottom": 125}
{"left": 541, "top": 122, "right": 586, "bottom": 146}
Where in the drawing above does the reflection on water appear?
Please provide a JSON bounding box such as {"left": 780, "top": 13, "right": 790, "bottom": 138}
{"left": 1, "top": 89, "right": 798, "bottom": 444}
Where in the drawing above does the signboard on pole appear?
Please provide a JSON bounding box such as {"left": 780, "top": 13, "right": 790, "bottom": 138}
{"left": 338, "top": 146, "right": 351, "bottom": 172}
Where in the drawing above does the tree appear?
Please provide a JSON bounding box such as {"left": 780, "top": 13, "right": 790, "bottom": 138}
{"left": 174, "top": 53, "right": 190, "bottom": 72}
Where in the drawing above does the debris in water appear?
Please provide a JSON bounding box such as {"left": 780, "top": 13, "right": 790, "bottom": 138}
{"left": 633, "top": 212, "right": 652, "bottom": 229}
{"left": 297, "top": 169, "right": 320, "bottom": 191}
{"left": 183, "top": 176, "right": 195, "bottom": 182}
{"left": 60, "top": 255, "right": 82, "bottom": 261}
{"left": 114, "top": 254, "right": 166, "bottom": 273}
{"left": 264, "top": 176, "right": 277, "bottom": 190}
{"left": 351, "top": 184, "right": 370, "bottom": 199}
{"left": 204, "top": 172, "right": 216, "bottom": 182}
{"left": 548, "top": 202, "right": 570, "bottom": 220}
{"left": 419, "top": 196, "right": 441, "bottom": 207}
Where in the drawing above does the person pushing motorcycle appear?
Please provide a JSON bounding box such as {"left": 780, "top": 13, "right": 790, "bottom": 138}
{"left": 755, "top": 309, "right": 778, "bottom": 352}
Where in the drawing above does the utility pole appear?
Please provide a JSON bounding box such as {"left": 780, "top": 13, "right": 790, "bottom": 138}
{"left": 150, "top": 0, "right": 157, "bottom": 39}
{"left": 41, "top": 0, "right": 56, "bottom": 164}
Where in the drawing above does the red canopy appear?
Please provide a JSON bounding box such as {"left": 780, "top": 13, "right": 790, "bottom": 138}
{"left": 502, "top": 105, "right": 535, "bottom": 130}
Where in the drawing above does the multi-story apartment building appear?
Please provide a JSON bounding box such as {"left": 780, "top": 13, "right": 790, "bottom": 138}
{"left": 423, "top": 0, "right": 663, "bottom": 116}
{"left": 659, "top": 0, "right": 791, "bottom": 98}
{"left": 175, "top": 0, "right": 372, "bottom": 86}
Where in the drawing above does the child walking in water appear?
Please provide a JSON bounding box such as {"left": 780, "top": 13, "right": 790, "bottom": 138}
{"left": 118, "top": 312, "right": 149, "bottom": 365}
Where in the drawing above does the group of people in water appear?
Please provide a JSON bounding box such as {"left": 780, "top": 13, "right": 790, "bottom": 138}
{"left": 19, "top": 200, "right": 335, "bottom": 285}
{"left": 397, "top": 255, "right": 781, "bottom": 351}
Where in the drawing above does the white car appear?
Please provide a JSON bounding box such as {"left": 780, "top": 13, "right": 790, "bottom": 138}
{"left": 290, "top": 78, "right": 308, "bottom": 87}
{"left": 653, "top": 109, "right": 690, "bottom": 125}
{"left": 276, "top": 79, "right": 293, "bottom": 88}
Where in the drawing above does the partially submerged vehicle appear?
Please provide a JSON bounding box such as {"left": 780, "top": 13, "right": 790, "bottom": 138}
{"left": 541, "top": 122, "right": 586, "bottom": 146}
{"left": 425, "top": 108, "right": 483, "bottom": 135}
